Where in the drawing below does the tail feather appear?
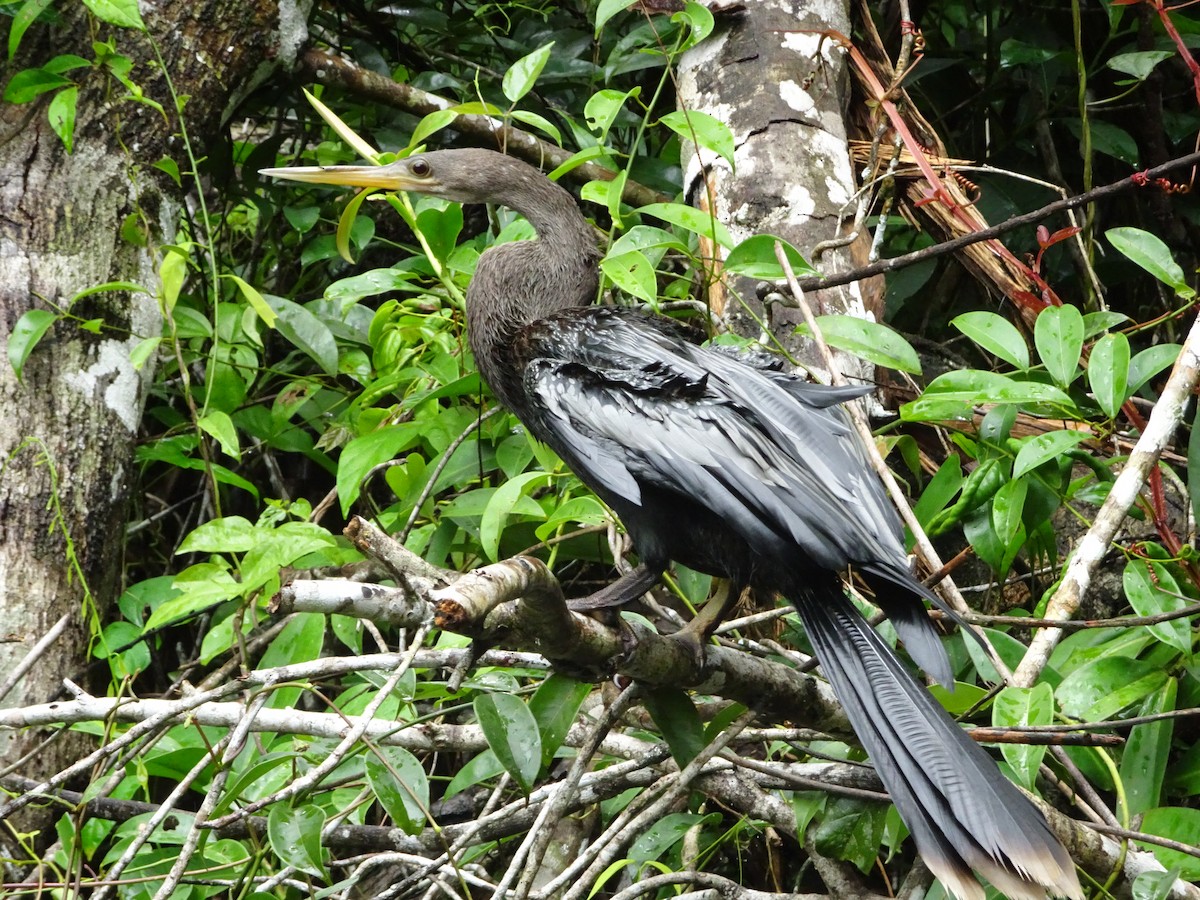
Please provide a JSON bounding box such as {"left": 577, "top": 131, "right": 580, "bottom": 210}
{"left": 790, "top": 582, "right": 1082, "bottom": 900}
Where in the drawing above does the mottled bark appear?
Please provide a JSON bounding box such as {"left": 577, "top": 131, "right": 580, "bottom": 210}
{"left": 0, "top": 0, "right": 308, "bottom": 781}
{"left": 677, "top": 0, "right": 882, "bottom": 380}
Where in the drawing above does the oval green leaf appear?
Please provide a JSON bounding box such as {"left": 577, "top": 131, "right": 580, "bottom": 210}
{"left": 724, "top": 234, "right": 815, "bottom": 279}
{"left": 1088, "top": 331, "right": 1130, "bottom": 419}
{"left": 951, "top": 311, "right": 1029, "bottom": 369}
{"left": 474, "top": 692, "right": 541, "bottom": 794}
{"left": 797, "top": 314, "right": 921, "bottom": 374}
{"left": 1034, "top": 304, "right": 1083, "bottom": 387}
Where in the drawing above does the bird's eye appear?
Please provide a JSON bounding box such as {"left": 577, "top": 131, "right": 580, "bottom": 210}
{"left": 410, "top": 159, "right": 431, "bottom": 177}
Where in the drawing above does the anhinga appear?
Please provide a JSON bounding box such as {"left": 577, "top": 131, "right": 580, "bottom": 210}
{"left": 263, "top": 149, "right": 1082, "bottom": 900}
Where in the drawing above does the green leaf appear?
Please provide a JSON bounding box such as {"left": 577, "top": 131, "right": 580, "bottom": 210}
{"left": 148, "top": 563, "right": 239, "bottom": 629}
{"left": 480, "top": 471, "right": 549, "bottom": 560}
{"left": 992, "top": 684, "right": 1053, "bottom": 789}
{"left": 990, "top": 476, "right": 1027, "bottom": 551}
{"left": 796, "top": 315, "right": 921, "bottom": 374}
{"left": 813, "top": 797, "right": 886, "bottom": 872}
{"left": 159, "top": 247, "right": 188, "bottom": 314}
{"left": 336, "top": 184, "right": 374, "bottom": 264}
{"left": 179, "top": 516, "right": 259, "bottom": 553}
{"left": 1034, "top": 304, "right": 1083, "bottom": 387}
{"left": 1128, "top": 344, "right": 1181, "bottom": 395}
{"left": 267, "top": 803, "right": 326, "bottom": 877}
{"left": 901, "top": 370, "right": 1074, "bottom": 421}
{"left": 660, "top": 109, "right": 736, "bottom": 170}
{"left": 595, "top": 0, "right": 631, "bottom": 34}
{"left": 629, "top": 812, "right": 714, "bottom": 863}
{"left": 643, "top": 687, "right": 705, "bottom": 767}
{"left": 529, "top": 675, "right": 592, "bottom": 769}
{"left": 502, "top": 41, "right": 554, "bottom": 104}
{"left": 1107, "top": 227, "right": 1195, "bottom": 298}
{"left": 337, "top": 424, "right": 421, "bottom": 515}
{"left": 128, "top": 336, "right": 161, "bottom": 370}
{"left": 608, "top": 225, "right": 689, "bottom": 257}
{"left": 9, "top": 0, "right": 55, "bottom": 60}
{"left": 1088, "top": 331, "right": 1130, "bottom": 419}
{"left": 674, "top": 2, "right": 715, "bottom": 48}
{"left": 1012, "top": 430, "right": 1090, "bottom": 479}
{"left": 365, "top": 746, "right": 429, "bottom": 834}
{"left": 474, "top": 692, "right": 541, "bottom": 794}
{"left": 409, "top": 109, "right": 459, "bottom": 149}
{"left": 222, "top": 274, "right": 278, "bottom": 328}
{"left": 584, "top": 87, "right": 639, "bottom": 138}
{"left": 47, "top": 86, "right": 77, "bottom": 153}
{"left": 601, "top": 250, "right": 658, "bottom": 303}
{"left": 638, "top": 202, "right": 734, "bottom": 249}
{"left": 1139, "top": 808, "right": 1200, "bottom": 879}
{"left": 1108, "top": 50, "right": 1174, "bottom": 81}
{"left": 1056, "top": 656, "right": 1168, "bottom": 719}
{"left": 198, "top": 410, "right": 241, "bottom": 460}
{"left": 83, "top": 0, "right": 145, "bottom": 29}
{"left": 1123, "top": 559, "right": 1193, "bottom": 655}
{"left": 951, "top": 311, "right": 1029, "bottom": 369}
{"left": 724, "top": 234, "right": 815, "bottom": 279}
{"left": 509, "top": 109, "right": 562, "bottom": 144}
{"left": 1122, "top": 678, "right": 1176, "bottom": 816}
{"left": 7, "top": 309, "right": 56, "bottom": 382}
{"left": 263, "top": 293, "right": 339, "bottom": 376}
{"left": 3, "top": 67, "right": 72, "bottom": 103}
{"left": 1082, "top": 310, "right": 1130, "bottom": 339}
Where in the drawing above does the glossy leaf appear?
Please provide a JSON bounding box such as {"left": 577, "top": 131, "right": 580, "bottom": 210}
{"left": 3, "top": 67, "right": 72, "bottom": 103}
{"left": 1123, "top": 559, "right": 1193, "bottom": 655}
{"left": 267, "top": 803, "right": 326, "bottom": 877}
{"left": 47, "top": 85, "right": 77, "bottom": 152}
{"left": 83, "top": 0, "right": 145, "bottom": 29}
{"left": 9, "top": 0, "right": 54, "bottom": 60}
{"left": 993, "top": 684, "right": 1053, "bottom": 789}
{"left": 7, "top": 309, "right": 56, "bottom": 382}
{"left": 796, "top": 314, "right": 922, "bottom": 374}
{"left": 1108, "top": 50, "right": 1173, "bottom": 80}
{"left": 1034, "top": 304, "right": 1083, "bottom": 387}
{"left": 529, "top": 674, "right": 592, "bottom": 769}
{"left": 725, "top": 234, "right": 815, "bottom": 279}
{"left": 198, "top": 410, "right": 240, "bottom": 460}
{"left": 1056, "top": 656, "right": 1168, "bottom": 719}
{"left": 601, "top": 250, "right": 658, "bottom": 303}
{"left": 660, "top": 109, "right": 735, "bottom": 170}
{"left": 1108, "top": 227, "right": 1195, "bottom": 297}
{"left": 1128, "top": 344, "right": 1181, "bottom": 395}
{"left": 223, "top": 274, "right": 278, "bottom": 328}
{"left": 951, "top": 311, "right": 1029, "bottom": 369}
{"left": 263, "top": 293, "right": 339, "bottom": 376}
{"left": 337, "top": 424, "right": 421, "bottom": 515}
{"left": 902, "top": 370, "right": 1074, "bottom": 421}
{"left": 629, "top": 812, "right": 712, "bottom": 862}
{"left": 1012, "top": 430, "right": 1090, "bottom": 479}
{"left": 991, "top": 476, "right": 1028, "bottom": 551}
{"left": 1088, "top": 331, "right": 1130, "bottom": 419}
{"left": 503, "top": 41, "right": 554, "bottom": 103}
{"left": 480, "top": 471, "right": 550, "bottom": 561}
{"left": 365, "top": 746, "right": 429, "bottom": 834}
{"left": 643, "top": 687, "right": 705, "bottom": 766}
{"left": 638, "top": 202, "right": 734, "bottom": 249}
{"left": 1139, "top": 808, "right": 1200, "bottom": 878}
{"left": 1122, "top": 678, "right": 1176, "bottom": 816}
{"left": 474, "top": 692, "right": 541, "bottom": 794}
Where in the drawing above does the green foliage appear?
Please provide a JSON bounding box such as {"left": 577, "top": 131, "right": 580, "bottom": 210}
{"left": 12, "top": 0, "right": 1200, "bottom": 895}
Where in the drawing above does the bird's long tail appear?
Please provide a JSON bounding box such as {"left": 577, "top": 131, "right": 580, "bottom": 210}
{"left": 789, "top": 581, "right": 1082, "bottom": 900}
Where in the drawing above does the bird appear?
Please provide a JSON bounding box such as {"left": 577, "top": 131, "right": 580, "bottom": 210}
{"left": 262, "top": 148, "right": 1083, "bottom": 900}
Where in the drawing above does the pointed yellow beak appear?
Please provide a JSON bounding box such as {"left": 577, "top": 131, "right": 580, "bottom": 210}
{"left": 258, "top": 160, "right": 429, "bottom": 192}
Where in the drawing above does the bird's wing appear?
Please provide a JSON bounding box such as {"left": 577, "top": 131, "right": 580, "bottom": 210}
{"left": 522, "top": 309, "right": 904, "bottom": 574}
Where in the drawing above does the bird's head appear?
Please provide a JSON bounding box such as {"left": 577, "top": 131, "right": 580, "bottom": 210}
{"left": 260, "top": 148, "right": 525, "bottom": 205}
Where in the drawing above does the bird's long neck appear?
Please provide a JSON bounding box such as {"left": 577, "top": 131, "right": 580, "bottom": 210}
{"left": 466, "top": 171, "right": 600, "bottom": 410}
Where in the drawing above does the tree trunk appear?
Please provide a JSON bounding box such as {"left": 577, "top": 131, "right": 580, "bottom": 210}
{"left": 0, "top": 0, "right": 308, "bottom": 809}
{"left": 677, "top": 0, "right": 882, "bottom": 381}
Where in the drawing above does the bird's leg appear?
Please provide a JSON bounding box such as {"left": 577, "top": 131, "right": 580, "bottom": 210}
{"left": 668, "top": 581, "right": 743, "bottom": 667}
{"left": 566, "top": 563, "right": 661, "bottom": 612}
